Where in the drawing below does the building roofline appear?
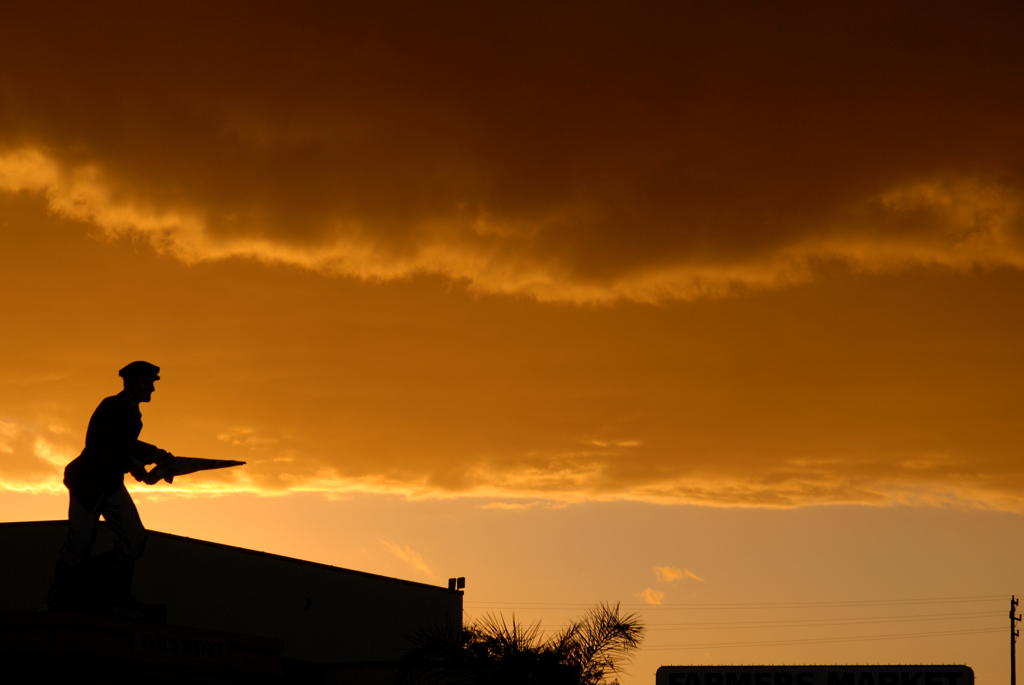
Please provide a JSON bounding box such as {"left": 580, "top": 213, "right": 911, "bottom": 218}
{"left": 0, "top": 520, "right": 460, "bottom": 596}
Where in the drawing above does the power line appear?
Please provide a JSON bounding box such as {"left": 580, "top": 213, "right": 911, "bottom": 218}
{"left": 642, "top": 626, "right": 1005, "bottom": 651}
{"left": 645, "top": 611, "right": 1000, "bottom": 631}
{"left": 465, "top": 595, "right": 1007, "bottom": 611}
{"left": 464, "top": 594, "right": 1015, "bottom": 651}
{"left": 526, "top": 613, "right": 998, "bottom": 637}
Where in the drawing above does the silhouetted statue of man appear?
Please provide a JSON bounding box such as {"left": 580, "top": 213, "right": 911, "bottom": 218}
{"left": 48, "top": 361, "right": 175, "bottom": 616}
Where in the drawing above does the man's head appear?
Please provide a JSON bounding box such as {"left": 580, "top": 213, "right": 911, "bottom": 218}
{"left": 119, "top": 361, "right": 160, "bottom": 403}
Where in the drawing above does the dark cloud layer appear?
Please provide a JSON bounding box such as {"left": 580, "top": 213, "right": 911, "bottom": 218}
{"left": 2, "top": 193, "right": 1024, "bottom": 509}
{"left": 2, "top": 2, "right": 1023, "bottom": 300}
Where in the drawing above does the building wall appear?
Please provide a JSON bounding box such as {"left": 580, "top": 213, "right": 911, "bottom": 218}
{"left": 0, "top": 521, "right": 462, "bottom": 664}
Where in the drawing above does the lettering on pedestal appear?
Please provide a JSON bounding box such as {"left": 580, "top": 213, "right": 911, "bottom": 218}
{"left": 133, "top": 628, "right": 231, "bottom": 663}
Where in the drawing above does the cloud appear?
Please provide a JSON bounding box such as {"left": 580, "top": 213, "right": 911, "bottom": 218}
{"left": 1, "top": 3, "right": 1023, "bottom": 513}
{"left": 654, "top": 566, "right": 704, "bottom": 583}
{"left": 0, "top": 3, "right": 1022, "bottom": 304}
{"left": 476, "top": 502, "right": 540, "bottom": 510}
{"left": 636, "top": 588, "right": 665, "bottom": 605}
{"left": 587, "top": 439, "right": 641, "bottom": 448}
{"left": 216, "top": 427, "right": 280, "bottom": 448}
{"left": 0, "top": 420, "right": 19, "bottom": 453}
{"left": 33, "top": 438, "right": 73, "bottom": 469}
{"left": 653, "top": 566, "right": 682, "bottom": 583}
{"left": 380, "top": 539, "right": 437, "bottom": 580}
{"left": 2, "top": 395, "right": 1023, "bottom": 511}
{"left": 0, "top": 416, "right": 72, "bottom": 492}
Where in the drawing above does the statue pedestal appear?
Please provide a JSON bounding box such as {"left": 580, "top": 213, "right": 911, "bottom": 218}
{"left": 0, "top": 612, "right": 284, "bottom": 683}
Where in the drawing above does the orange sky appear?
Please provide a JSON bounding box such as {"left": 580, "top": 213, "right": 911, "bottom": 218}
{"left": 1, "top": 3, "right": 1022, "bottom": 683}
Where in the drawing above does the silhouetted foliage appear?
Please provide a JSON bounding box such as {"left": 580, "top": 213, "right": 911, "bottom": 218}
{"left": 400, "top": 601, "right": 644, "bottom": 685}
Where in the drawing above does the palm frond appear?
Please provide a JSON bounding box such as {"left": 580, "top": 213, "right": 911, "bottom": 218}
{"left": 399, "top": 602, "right": 644, "bottom": 685}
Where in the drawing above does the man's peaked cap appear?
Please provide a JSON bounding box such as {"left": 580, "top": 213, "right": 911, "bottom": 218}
{"left": 119, "top": 361, "right": 160, "bottom": 381}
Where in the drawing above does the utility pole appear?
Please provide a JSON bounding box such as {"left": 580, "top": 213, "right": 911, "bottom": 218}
{"left": 1013, "top": 596, "right": 1021, "bottom": 685}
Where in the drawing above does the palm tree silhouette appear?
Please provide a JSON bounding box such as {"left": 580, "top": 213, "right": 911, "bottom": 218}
{"left": 400, "top": 601, "right": 644, "bottom": 685}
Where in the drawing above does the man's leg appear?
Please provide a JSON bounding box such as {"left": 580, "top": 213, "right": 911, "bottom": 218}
{"left": 100, "top": 486, "right": 147, "bottom": 559}
{"left": 100, "top": 486, "right": 147, "bottom": 615}
{"left": 49, "top": 494, "right": 100, "bottom": 609}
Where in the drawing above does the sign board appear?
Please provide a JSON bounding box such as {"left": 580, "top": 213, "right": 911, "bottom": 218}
{"left": 657, "top": 666, "right": 974, "bottom": 685}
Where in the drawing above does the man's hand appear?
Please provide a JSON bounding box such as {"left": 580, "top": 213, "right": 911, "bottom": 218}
{"left": 129, "top": 465, "right": 149, "bottom": 482}
{"left": 143, "top": 458, "right": 176, "bottom": 485}
{"left": 153, "top": 448, "right": 174, "bottom": 465}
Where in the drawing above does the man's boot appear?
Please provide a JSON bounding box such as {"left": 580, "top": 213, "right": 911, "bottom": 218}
{"left": 111, "top": 554, "right": 144, "bottom": 619}
{"left": 46, "top": 557, "right": 76, "bottom": 611}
